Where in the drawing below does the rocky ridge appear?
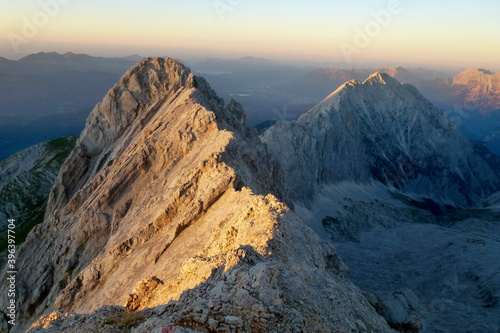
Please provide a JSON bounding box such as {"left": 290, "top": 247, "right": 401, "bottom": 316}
{"left": 1, "top": 58, "right": 392, "bottom": 332}
{"left": 0, "top": 135, "right": 76, "bottom": 236}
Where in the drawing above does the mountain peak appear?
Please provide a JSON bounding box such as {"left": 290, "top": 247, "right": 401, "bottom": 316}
{"left": 319, "top": 72, "right": 407, "bottom": 106}
{"left": 117, "top": 57, "right": 195, "bottom": 99}
{"left": 364, "top": 72, "right": 402, "bottom": 86}
{"left": 455, "top": 67, "right": 494, "bottom": 79}
{"left": 19, "top": 51, "right": 62, "bottom": 62}
{"left": 121, "top": 54, "right": 143, "bottom": 62}
{"left": 46, "top": 56, "right": 254, "bottom": 212}
{"left": 448, "top": 67, "right": 500, "bottom": 114}
{"left": 114, "top": 57, "right": 241, "bottom": 123}
{"left": 263, "top": 71, "right": 500, "bottom": 206}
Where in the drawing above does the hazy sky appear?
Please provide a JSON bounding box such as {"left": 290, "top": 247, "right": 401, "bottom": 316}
{"left": 1, "top": 0, "right": 499, "bottom": 69}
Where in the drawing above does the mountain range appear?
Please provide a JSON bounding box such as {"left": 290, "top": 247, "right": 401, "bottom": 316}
{"left": 0, "top": 52, "right": 137, "bottom": 160}
{"left": 1, "top": 58, "right": 392, "bottom": 332}
{"left": 1, "top": 57, "right": 500, "bottom": 332}
{"left": 262, "top": 73, "right": 500, "bottom": 331}
{"left": 262, "top": 73, "right": 500, "bottom": 207}
{"left": 4, "top": 51, "right": 499, "bottom": 160}
{"left": 282, "top": 66, "right": 500, "bottom": 154}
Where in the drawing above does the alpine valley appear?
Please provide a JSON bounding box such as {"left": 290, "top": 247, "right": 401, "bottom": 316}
{"left": 1, "top": 58, "right": 500, "bottom": 333}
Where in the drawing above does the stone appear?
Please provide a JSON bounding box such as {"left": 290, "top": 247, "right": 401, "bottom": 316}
{"left": 224, "top": 315, "right": 243, "bottom": 326}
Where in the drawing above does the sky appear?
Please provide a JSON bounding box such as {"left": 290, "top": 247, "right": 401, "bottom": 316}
{"left": 1, "top": 0, "right": 499, "bottom": 70}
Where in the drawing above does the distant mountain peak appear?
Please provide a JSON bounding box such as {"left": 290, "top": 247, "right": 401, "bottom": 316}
{"left": 456, "top": 67, "right": 495, "bottom": 78}
{"left": 450, "top": 67, "right": 500, "bottom": 113}
{"left": 263, "top": 73, "right": 500, "bottom": 206}
{"left": 364, "top": 72, "right": 401, "bottom": 86}
{"left": 238, "top": 56, "right": 270, "bottom": 61}
{"left": 121, "top": 54, "right": 143, "bottom": 62}
{"left": 19, "top": 51, "right": 61, "bottom": 62}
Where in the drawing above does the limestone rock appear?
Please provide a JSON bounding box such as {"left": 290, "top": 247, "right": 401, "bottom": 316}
{"left": 365, "top": 290, "right": 423, "bottom": 333}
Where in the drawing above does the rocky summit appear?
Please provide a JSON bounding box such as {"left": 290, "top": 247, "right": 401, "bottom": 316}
{"left": 0, "top": 58, "right": 392, "bottom": 332}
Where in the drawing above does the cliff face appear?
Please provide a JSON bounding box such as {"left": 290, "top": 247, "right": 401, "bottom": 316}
{"left": 3, "top": 58, "right": 392, "bottom": 332}
{"left": 262, "top": 73, "right": 500, "bottom": 207}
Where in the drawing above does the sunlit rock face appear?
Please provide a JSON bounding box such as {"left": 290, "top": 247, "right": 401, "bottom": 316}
{"left": 451, "top": 68, "right": 500, "bottom": 114}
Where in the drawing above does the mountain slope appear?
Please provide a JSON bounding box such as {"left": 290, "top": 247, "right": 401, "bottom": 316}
{"left": 1, "top": 58, "right": 392, "bottom": 332}
{"left": 301, "top": 182, "right": 500, "bottom": 333}
{"left": 262, "top": 73, "right": 500, "bottom": 207}
{"left": 0, "top": 135, "right": 76, "bottom": 253}
{"left": 283, "top": 66, "right": 428, "bottom": 102}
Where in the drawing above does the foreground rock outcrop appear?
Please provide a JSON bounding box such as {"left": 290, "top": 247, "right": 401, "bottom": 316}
{"left": 1, "top": 58, "right": 393, "bottom": 332}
